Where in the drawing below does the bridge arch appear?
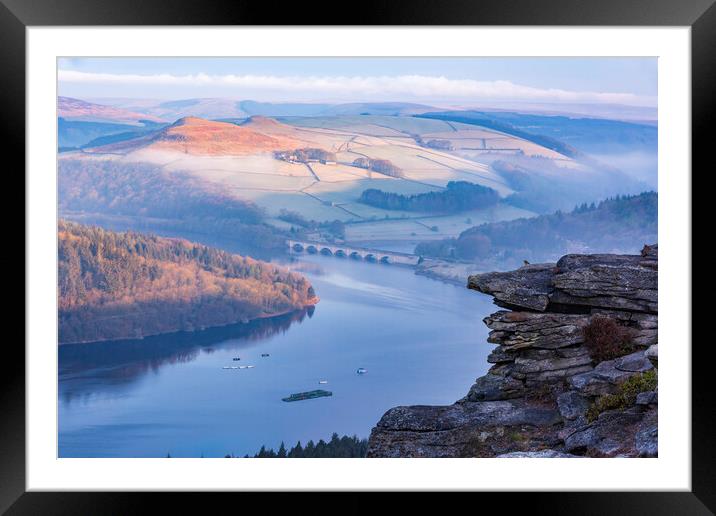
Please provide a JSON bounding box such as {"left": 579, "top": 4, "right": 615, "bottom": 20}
{"left": 286, "top": 240, "right": 418, "bottom": 266}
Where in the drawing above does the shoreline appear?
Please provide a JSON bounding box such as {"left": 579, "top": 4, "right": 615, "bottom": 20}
{"left": 413, "top": 259, "right": 483, "bottom": 287}
{"left": 58, "top": 299, "right": 319, "bottom": 346}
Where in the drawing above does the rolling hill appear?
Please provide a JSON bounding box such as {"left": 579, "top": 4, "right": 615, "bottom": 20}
{"left": 62, "top": 113, "right": 587, "bottom": 251}
{"left": 58, "top": 96, "right": 165, "bottom": 124}
{"left": 88, "top": 116, "right": 302, "bottom": 156}
{"left": 417, "top": 110, "right": 657, "bottom": 156}
{"left": 90, "top": 97, "right": 250, "bottom": 121}
{"left": 86, "top": 98, "right": 441, "bottom": 120}
{"left": 62, "top": 110, "right": 648, "bottom": 253}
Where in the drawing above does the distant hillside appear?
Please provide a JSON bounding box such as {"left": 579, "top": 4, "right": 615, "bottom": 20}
{"left": 239, "top": 100, "right": 335, "bottom": 117}
{"left": 445, "top": 110, "right": 658, "bottom": 155}
{"left": 321, "top": 102, "right": 438, "bottom": 116}
{"left": 239, "top": 115, "right": 305, "bottom": 137}
{"left": 417, "top": 110, "right": 656, "bottom": 156}
{"left": 58, "top": 117, "right": 166, "bottom": 149}
{"left": 416, "top": 191, "right": 657, "bottom": 267}
{"left": 90, "top": 97, "right": 250, "bottom": 121}
{"left": 87, "top": 116, "right": 303, "bottom": 156}
{"left": 416, "top": 110, "right": 584, "bottom": 159}
{"left": 58, "top": 158, "right": 288, "bottom": 256}
{"left": 491, "top": 158, "right": 647, "bottom": 214}
{"left": 90, "top": 99, "right": 439, "bottom": 119}
{"left": 58, "top": 221, "right": 318, "bottom": 344}
{"left": 58, "top": 96, "right": 165, "bottom": 124}
{"left": 87, "top": 98, "right": 436, "bottom": 121}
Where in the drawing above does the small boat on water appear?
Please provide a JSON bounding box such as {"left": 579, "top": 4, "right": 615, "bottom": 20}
{"left": 357, "top": 368, "right": 368, "bottom": 375}
{"left": 282, "top": 389, "right": 332, "bottom": 402}
{"left": 232, "top": 357, "right": 241, "bottom": 361}
{"left": 318, "top": 380, "right": 328, "bottom": 384}
{"left": 261, "top": 353, "right": 270, "bottom": 357}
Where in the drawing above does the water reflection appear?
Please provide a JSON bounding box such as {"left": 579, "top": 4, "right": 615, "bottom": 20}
{"left": 59, "top": 254, "right": 493, "bottom": 457}
{"left": 59, "top": 307, "right": 314, "bottom": 405}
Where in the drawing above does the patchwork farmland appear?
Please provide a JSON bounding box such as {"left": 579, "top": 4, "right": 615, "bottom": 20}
{"left": 59, "top": 114, "right": 584, "bottom": 250}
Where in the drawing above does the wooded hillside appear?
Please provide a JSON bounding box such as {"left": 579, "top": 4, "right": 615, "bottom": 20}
{"left": 415, "top": 192, "right": 657, "bottom": 266}
{"left": 359, "top": 181, "right": 500, "bottom": 213}
{"left": 58, "top": 221, "right": 317, "bottom": 344}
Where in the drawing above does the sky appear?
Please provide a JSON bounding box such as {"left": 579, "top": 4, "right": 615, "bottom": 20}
{"left": 58, "top": 57, "right": 657, "bottom": 108}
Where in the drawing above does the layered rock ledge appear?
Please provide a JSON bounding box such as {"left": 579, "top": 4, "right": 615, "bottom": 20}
{"left": 367, "top": 245, "right": 658, "bottom": 458}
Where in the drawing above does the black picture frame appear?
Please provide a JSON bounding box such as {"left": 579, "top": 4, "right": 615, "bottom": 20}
{"left": 4, "top": 0, "right": 711, "bottom": 512}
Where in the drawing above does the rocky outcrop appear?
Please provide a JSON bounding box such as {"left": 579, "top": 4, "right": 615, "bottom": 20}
{"left": 368, "top": 245, "right": 658, "bottom": 458}
{"left": 367, "top": 400, "right": 562, "bottom": 458}
{"left": 569, "top": 350, "right": 654, "bottom": 396}
{"left": 468, "top": 247, "right": 657, "bottom": 314}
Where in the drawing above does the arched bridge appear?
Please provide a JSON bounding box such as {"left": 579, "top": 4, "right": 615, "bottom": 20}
{"left": 287, "top": 239, "right": 420, "bottom": 266}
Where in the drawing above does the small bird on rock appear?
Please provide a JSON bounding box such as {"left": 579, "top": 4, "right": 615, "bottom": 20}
{"left": 523, "top": 260, "right": 530, "bottom": 265}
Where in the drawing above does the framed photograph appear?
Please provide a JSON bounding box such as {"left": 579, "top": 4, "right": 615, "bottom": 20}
{"left": 6, "top": 0, "right": 711, "bottom": 510}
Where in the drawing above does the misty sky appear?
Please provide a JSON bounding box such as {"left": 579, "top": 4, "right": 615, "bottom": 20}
{"left": 58, "top": 57, "right": 657, "bottom": 108}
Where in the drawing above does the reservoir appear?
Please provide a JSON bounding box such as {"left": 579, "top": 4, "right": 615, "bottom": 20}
{"left": 58, "top": 253, "right": 495, "bottom": 457}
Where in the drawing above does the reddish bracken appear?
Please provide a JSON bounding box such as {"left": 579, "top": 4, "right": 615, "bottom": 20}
{"left": 582, "top": 315, "right": 635, "bottom": 363}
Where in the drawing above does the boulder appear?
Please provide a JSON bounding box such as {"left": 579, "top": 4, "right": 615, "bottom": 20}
{"left": 372, "top": 400, "right": 561, "bottom": 433}
{"left": 570, "top": 351, "right": 653, "bottom": 396}
{"left": 514, "top": 348, "right": 593, "bottom": 376}
{"left": 636, "top": 391, "right": 658, "bottom": 406}
{"left": 484, "top": 311, "right": 590, "bottom": 350}
{"left": 468, "top": 264, "right": 555, "bottom": 311}
{"left": 557, "top": 391, "right": 590, "bottom": 421}
{"left": 635, "top": 421, "right": 658, "bottom": 457}
{"left": 564, "top": 409, "right": 645, "bottom": 456}
{"left": 367, "top": 400, "right": 561, "bottom": 458}
{"left": 615, "top": 351, "right": 653, "bottom": 373}
{"left": 551, "top": 254, "right": 657, "bottom": 313}
{"left": 465, "top": 373, "right": 524, "bottom": 401}
{"left": 487, "top": 347, "right": 515, "bottom": 364}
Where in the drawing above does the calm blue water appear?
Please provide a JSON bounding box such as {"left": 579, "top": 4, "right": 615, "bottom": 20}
{"left": 58, "top": 254, "right": 495, "bottom": 457}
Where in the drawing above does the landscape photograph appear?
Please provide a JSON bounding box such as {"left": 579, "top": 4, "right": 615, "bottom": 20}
{"left": 57, "top": 57, "right": 658, "bottom": 458}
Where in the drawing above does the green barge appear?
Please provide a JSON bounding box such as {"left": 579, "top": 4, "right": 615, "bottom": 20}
{"left": 282, "top": 389, "right": 333, "bottom": 402}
